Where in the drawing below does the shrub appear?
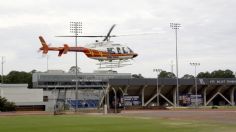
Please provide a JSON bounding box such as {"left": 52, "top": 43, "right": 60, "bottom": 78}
{"left": 0, "top": 96, "right": 16, "bottom": 112}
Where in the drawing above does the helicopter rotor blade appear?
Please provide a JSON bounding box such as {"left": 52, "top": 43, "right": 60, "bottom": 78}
{"left": 56, "top": 35, "right": 108, "bottom": 37}
{"left": 115, "top": 32, "right": 159, "bottom": 37}
{"left": 103, "top": 24, "right": 116, "bottom": 41}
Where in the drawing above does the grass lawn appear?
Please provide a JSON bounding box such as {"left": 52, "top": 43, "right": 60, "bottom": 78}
{"left": 0, "top": 115, "right": 236, "bottom": 132}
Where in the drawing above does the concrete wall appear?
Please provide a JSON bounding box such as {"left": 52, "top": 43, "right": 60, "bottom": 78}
{"left": 0, "top": 84, "right": 43, "bottom": 103}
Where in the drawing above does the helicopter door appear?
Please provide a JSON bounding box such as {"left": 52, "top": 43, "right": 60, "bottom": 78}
{"left": 107, "top": 48, "right": 115, "bottom": 54}
{"left": 116, "top": 47, "right": 121, "bottom": 54}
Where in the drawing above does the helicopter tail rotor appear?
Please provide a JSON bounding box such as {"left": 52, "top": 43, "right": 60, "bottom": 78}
{"left": 39, "top": 36, "right": 49, "bottom": 54}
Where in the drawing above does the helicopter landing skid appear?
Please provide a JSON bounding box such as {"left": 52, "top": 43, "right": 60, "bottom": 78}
{"left": 97, "top": 60, "right": 132, "bottom": 69}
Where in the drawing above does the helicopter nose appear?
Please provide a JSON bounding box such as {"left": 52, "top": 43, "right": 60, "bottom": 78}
{"left": 133, "top": 53, "right": 138, "bottom": 58}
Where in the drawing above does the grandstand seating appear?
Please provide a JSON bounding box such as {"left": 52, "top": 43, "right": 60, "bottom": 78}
{"left": 67, "top": 99, "right": 99, "bottom": 108}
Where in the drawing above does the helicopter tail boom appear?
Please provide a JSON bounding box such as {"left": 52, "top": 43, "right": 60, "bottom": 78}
{"left": 39, "top": 36, "right": 85, "bottom": 57}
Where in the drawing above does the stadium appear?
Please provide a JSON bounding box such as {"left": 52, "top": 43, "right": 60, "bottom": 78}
{"left": 1, "top": 70, "right": 236, "bottom": 132}
{"left": 2, "top": 69, "right": 235, "bottom": 112}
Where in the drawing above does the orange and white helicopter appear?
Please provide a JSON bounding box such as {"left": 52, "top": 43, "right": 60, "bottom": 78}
{"left": 39, "top": 24, "right": 138, "bottom": 68}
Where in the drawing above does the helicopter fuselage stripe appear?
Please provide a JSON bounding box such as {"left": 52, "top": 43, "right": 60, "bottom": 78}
{"left": 43, "top": 46, "right": 136, "bottom": 60}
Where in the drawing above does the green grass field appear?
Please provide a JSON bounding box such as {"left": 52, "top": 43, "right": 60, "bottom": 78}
{"left": 0, "top": 115, "right": 236, "bottom": 132}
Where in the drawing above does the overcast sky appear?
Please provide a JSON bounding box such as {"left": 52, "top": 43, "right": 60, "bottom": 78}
{"left": 0, "top": 0, "right": 236, "bottom": 77}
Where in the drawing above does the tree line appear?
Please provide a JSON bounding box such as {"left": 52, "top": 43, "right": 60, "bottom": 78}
{"left": 160, "top": 69, "right": 235, "bottom": 78}
{"left": 132, "top": 69, "right": 235, "bottom": 78}
{"left": 0, "top": 70, "right": 36, "bottom": 88}
{"left": 0, "top": 69, "right": 235, "bottom": 85}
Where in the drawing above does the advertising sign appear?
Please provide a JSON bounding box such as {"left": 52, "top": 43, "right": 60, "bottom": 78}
{"left": 124, "top": 96, "right": 140, "bottom": 106}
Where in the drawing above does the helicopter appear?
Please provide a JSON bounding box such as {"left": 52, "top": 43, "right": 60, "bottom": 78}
{"left": 39, "top": 24, "right": 138, "bottom": 68}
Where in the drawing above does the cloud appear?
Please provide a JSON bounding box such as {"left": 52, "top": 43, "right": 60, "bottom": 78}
{"left": 0, "top": 0, "right": 236, "bottom": 77}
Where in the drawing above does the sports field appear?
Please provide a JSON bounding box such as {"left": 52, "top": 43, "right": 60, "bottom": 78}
{"left": 0, "top": 113, "right": 236, "bottom": 132}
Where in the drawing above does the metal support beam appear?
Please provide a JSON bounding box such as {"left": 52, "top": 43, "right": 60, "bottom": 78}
{"left": 144, "top": 93, "right": 157, "bottom": 106}
{"left": 99, "top": 86, "right": 109, "bottom": 108}
{"left": 231, "top": 87, "right": 235, "bottom": 106}
{"left": 160, "top": 93, "right": 174, "bottom": 106}
{"left": 118, "top": 87, "right": 125, "bottom": 110}
{"left": 141, "top": 86, "right": 146, "bottom": 106}
{"left": 218, "top": 92, "right": 232, "bottom": 106}
{"left": 188, "top": 86, "right": 194, "bottom": 94}
{"left": 206, "top": 86, "right": 233, "bottom": 106}
{"left": 107, "top": 90, "right": 110, "bottom": 109}
{"left": 206, "top": 87, "right": 222, "bottom": 106}
{"left": 124, "top": 85, "right": 129, "bottom": 94}
{"left": 173, "top": 86, "right": 177, "bottom": 107}
{"left": 143, "top": 86, "right": 163, "bottom": 106}
{"left": 157, "top": 86, "right": 164, "bottom": 106}
{"left": 107, "top": 85, "right": 110, "bottom": 109}
{"left": 206, "top": 92, "right": 219, "bottom": 106}
{"left": 119, "top": 87, "right": 124, "bottom": 95}
{"left": 204, "top": 87, "right": 207, "bottom": 106}
{"left": 111, "top": 87, "right": 117, "bottom": 113}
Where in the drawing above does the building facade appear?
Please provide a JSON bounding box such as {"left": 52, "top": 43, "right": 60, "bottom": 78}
{"left": 32, "top": 70, "right": 236, "bottom": 112}
{"left": 32, "top": 70, "right": 131, "bottom": 111}
{"left": 0, "top": 84, "right": 44, "bottom": 111}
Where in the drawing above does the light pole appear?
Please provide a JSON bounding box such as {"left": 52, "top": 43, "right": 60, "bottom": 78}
{"left": 46, "top": 55, "right": 49, "bottom": 71}
{"left": 1, "top": 56, "right": 5, "bottom": 84}
{"left": 0, "top": 56, "right": 5, "bottom": 97}
{"left": 170, "top": 60, "right": 174, "bottom": 73}
{"left": 170, "top": 23, "right": 181, "bottom": 107}
{"left": 153, "top": 69, "right": 162, "bottom": 106}
{"left": 190, "top": 62, "right": 200, "bottom": 107}
{"left": 70, "top": 21, "right": 82, "bottom": 112}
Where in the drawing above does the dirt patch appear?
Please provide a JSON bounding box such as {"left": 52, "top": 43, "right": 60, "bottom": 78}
{"left": 120, "top": 110, "right": 236, "bottom": 124}
{"left": 1, "top": 109, "right": 236, "bottom": 125}
{"left": 0, "top": 111, "right": 52, "bottom": 116}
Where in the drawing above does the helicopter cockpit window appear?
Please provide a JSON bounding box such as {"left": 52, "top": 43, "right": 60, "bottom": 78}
{"left": 107, "top": 48, "right": 115, "bottom": 54}
{"left": 127, "top": 47, "right": 133, "bottom": 53}
{"left": 117, "top": 47, "right": 121, "bottom": 54}
{"left": 122, "top": 47, "right": 128, "bottom": 54}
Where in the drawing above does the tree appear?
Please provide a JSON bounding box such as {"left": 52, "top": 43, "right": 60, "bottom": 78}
{"left": 0, "top": 75, "right": 7, "bottom": 84}
{"left": 0, "top": 96, "right": 16, "bottom": 111}
{"left": 197, "top": 72, "right": 211, "bottom": 78}
{"left": 132, "top": 74, "right": 144, "bottom": 78}
{"left": 158, "top": 71, "right": 176, "bottom": 78}
{"left": 6, "top": 71, "right": 32, "bottom": 84}
{"left": 182, "top": 74, "right": 194, "bottom": 79}
{"left": 4, "top": 71, "right": 32, "bottom": 88}
{"left": 30, "top": 69, "right": 37, "bottom": 74}
{"left": 211, "top": 69, "right": 235, "bottom": 78}
{"left": 197, "top": 69, "right": 235, "bottom": 78}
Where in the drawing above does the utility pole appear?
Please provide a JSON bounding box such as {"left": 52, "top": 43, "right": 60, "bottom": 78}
{"left": 170, "top": 23, "right": 181, "bottom": 107}
{"left": 190, "top": 62, "right": 200, "bottom": 108}
{"left": 70, "top": 21, "right": 82, "bottom": 112}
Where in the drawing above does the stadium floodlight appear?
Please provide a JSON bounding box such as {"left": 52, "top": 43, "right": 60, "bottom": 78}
{"left": 170, "top": 23, "right": 181, "bottom": 107}
{"left": 70, "top": 21, "right": 82, "bottom": 112}
{"left": 190, "top": 62, "right": 200, "bottom": 108}
{"left": 153, "top": 69, "right": 162, "bottom": 106}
